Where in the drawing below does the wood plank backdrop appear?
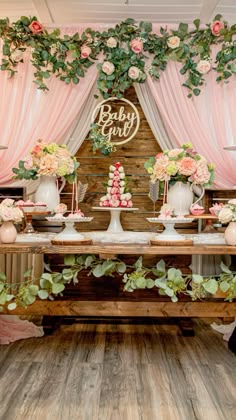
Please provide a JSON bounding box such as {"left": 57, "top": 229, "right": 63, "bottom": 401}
{"left": 59, "top": 87, "right": 198, "bottom": 233}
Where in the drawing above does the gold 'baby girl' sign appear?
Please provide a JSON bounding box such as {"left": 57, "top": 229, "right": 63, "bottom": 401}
{"left": 92, "top": 97, "right": 140, "bottom": 145}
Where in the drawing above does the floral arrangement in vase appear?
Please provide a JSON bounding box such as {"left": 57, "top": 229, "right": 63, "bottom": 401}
{"left": 144, "top": 143, "right": 215, "bottom": 190}
{"left": 218, "top": 199, "right": 236, "bottom": 224}
{"left": 12, "top": 141, "right": 79, "bottom": 183}
{"left": 0, "top": 199, "right": 24, "bottom": 223}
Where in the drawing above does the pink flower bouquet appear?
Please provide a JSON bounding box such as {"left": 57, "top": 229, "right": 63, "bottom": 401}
{"left": 12, "top": 141, "right": 79, "bottom": 184}
{"left": 144, "top": 143, "right": 215, "bottom": 193}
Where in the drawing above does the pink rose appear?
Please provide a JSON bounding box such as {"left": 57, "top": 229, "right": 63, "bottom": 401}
{"left": 115, "top": 162, "right": 121, "bottom": 168}
{"left": 113, "top": 175, "right": 120, "bottom": 181}
{"left": 210, "top": 20, "right": 224, "bottom": 36}
{"left": 121, "top": 200, "right": 128, "bottom": 207}
{"left": 130, "top": 39, "right": 143, "bottom": 54}
{"left": 113, "top": 181, "right": 119, "bottom": 187}
{"left": 24, "top": 156, "right": 34, "bottom": 170}
{"left": 29, "top": 20, "right": 43, "bottom": 34}
{"left": 111, "top": 194, "right": 119, "bottom": 200}
{"left": 113, "top": 170, "right": 120, "bottom": 176}
{"left": 128, "top": 66, "right": 140, "bottom": 80}
{"left": 31, "top": 144, "right": 43, "bottom": 157}
{"left": 81, "top": 45, "right": 92, "bottom": 59}
{"left": 102, "top": 61, "right": 115, "bottom": 75}
{"left": 196, "top": 60, "right": 211, "bottom": 75}
{"left": 155, "top": 153, "right": 164, "bottom": 160}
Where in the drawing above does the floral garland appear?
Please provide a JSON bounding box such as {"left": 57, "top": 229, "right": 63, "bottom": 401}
{"left": 0, "top": 15, "right": 235, "bottom": 99}
{"left": 0, "top": 255, "right": 235, "bottom": 312}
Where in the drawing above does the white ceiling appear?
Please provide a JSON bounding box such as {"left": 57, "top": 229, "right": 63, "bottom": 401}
{"left": 0, "top": 0, "right": 235, "bottom": 25}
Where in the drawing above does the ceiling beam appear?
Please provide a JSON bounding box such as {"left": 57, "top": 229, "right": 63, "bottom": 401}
{"left": 199, "top": 0, "right": 220, "bottom": 23}
{"left": 32, "top": 0, "right": 54, "bottom": 23}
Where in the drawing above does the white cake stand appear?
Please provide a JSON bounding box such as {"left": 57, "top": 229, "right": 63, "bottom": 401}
{"left": 147, "top": 217, "right": 194, "bottom": 241}
{"left": 46, "top": 216, "right": 93, "bottom": 241}
{"left": 92, "top": 207, "right": 139, "bottom": 232}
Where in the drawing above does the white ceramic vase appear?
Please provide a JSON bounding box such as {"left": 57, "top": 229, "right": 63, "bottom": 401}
{"left": 0, "top": 221, "right": 17, "bottom": 243}
{"left": 224, "top": 222, "right": 236, "bottom": 246}
{"left": 34, "top": 176, "right": 65, "bottom": 212}
{"left": 167, "top": 181, "right": 193, "bottom": 216}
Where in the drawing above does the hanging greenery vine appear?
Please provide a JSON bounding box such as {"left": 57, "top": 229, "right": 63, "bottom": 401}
{"left": 0, "top": 255, "right": 235, "bottom": 312}
{"left": 0, "top": 15, "right": 235, "bottom": 99}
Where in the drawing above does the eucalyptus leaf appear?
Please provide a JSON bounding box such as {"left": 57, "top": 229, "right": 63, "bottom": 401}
{"left": 220, "top": 281, "right": 230, "bottom": 293}
{"left": 38, "top": 289, "right": 49, "bottom": 299}
{"left": 7, "top": 302, "right": 17, "bottom": 311}
{"left": 203, "top": 279, "right": 218, "bottom": 295}
{"left": 52, "top": 283, "right": 65, "bottom": 294}
{"left": 64, "top": 254, "right": 76, "bottom": 266}
{"left": 220, "top": 262, "right": 232, "bottom": 274}
{"left": 192, "top": 274, "right": 204, "bottom": 284}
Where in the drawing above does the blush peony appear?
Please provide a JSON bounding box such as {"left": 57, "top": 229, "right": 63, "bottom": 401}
{"left": 196, "top": 60, "right": 211, "bottom": 75}
{"left": 81, "top": 45, "right": 92, "bottom": 59}
{"left": 128, "top": 66, "right": 140, "bottom": 80}
{"left": 130, "top": 39, "right": 143, "bottom": 54}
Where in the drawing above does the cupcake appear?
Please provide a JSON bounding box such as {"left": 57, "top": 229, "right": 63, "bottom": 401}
{"left": 35, "top": 201, "right": 47, "bottom": 211}
{"left": 16, "top": 199, "right": 35, "bottom": 212}
{"left": 209, "top": 203, "right": 223, "bottom": 216}
{"left": 190, "top": 203, "right": 205, "bottom": 215}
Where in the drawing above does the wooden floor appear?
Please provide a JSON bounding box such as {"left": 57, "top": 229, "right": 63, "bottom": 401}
{"left": 0, "top": 318, "right": 235, "bottom": 420}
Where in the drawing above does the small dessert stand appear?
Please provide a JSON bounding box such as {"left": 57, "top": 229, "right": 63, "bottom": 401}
{"left": 92, "top": 207, "right": 139, "bottom": 232}
{"left": 47, "top": 216, "right": 93, "bottom": 245}
{"left": 23, "top": 211, "right": 51, "bottom": 233}
{"left": 147, "top": 217, "right": 194, "bottom": 245}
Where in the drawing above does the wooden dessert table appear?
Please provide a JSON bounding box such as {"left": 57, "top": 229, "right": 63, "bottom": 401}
{"left": 0, "top": 242, "right": 236, "bottom": 318}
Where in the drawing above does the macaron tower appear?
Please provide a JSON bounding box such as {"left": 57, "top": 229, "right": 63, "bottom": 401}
{"left": 99, "top": 162, "right": 133, "bottom": 208}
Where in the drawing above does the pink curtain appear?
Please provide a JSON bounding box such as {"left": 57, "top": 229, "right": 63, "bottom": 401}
{"left": 0, "top": 24, "right": 104, "bottom": 186}
{"left": 147, "top": 28, "right": 236, "bottom": 188}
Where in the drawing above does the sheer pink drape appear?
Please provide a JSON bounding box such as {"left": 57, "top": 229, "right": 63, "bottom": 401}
{"left": 147, "top": 28, "right": 236, "bottom": 188}
{"left": 0, "top": 24, "right": 104, "bottom": 186}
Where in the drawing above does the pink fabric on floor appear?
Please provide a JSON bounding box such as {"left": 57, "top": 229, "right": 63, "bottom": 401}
{"left": 0, "top": 315, "right": 44, "bottom": 345}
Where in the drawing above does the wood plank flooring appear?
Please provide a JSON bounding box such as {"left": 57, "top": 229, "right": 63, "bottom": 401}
{"left": 0, "top": 318, "right": 235, "bottom": 420}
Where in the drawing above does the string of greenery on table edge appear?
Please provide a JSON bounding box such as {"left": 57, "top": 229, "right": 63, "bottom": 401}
{"left": 0, "top": 254, "right": 235, "bottom": 311}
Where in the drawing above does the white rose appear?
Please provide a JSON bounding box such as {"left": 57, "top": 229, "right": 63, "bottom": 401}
{"left": 108, "top": 180, "right": 113, "bottom": 186}
{"left": 167, "top": 36, "right": 180, "bottom": 49}
{"left": 120, "top": 173, "right": 125, "bottom": 179}
{"left": 228, "top": 199, "right": 236, "bottom": 205}
{"left": 218, "top": 208, "right": 233, "bottom": 224}
{"left": 109, "top": 165, "right": 115, "bottom": 171}
{"left": 118, "top": 166, "right": 124, "bottom": 173}
{"left": 128, "top": 66, "right": 140, "bottom": 80}
{"left": 107, "top": 187, "right": 112, "bottom": 193}
{"left": 109, "top": 173, "right": 114, "bottom": 178}
{"left": 106, "top": 37, "right": 117, "bottom": 48}
{"left": 119, "top": 187, "right": 125, "bottom": 194}
{"left": 120, "top": 194, "right": 126, "bottom": 200}
{"left": 102, "top": 61, "right": 115, "bottom": 75}
{"left": 120, "top": 181, "right": 125, "bottom": 186}
{"left": 11, "top": 49, "right": 23, "bottom": 61}
{"left": 106, "top": 194, "right": 111, "bottom": 199}
{"left": 196, "top": 60, "right": 211, "bottom": 75}
{"left": 100, "top": 196, "right": 107, "bottom": 202}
